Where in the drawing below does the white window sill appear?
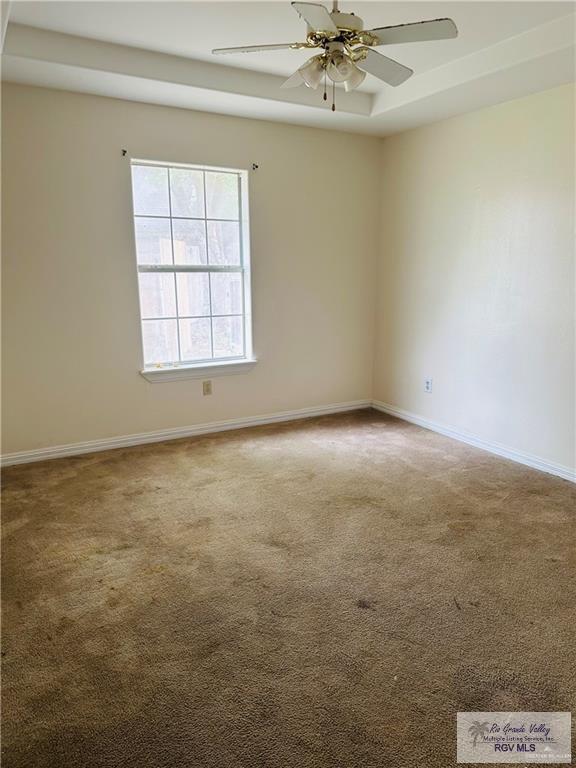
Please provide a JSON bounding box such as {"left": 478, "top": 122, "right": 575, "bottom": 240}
{"left": 141, "top": 358, "right": 257, "bottom": 383}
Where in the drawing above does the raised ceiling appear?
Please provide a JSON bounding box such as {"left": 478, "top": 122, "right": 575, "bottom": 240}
{"left": 2, "top": 1, "right": 575, "bottom": 135}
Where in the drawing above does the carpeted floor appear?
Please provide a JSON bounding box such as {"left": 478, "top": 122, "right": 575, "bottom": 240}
{"left": 2, "top": 409, "right": 575, "bottom": 767}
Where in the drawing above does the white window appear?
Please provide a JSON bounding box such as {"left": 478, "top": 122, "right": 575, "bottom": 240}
{"left": 130, "top": 160, "right": 254, "bottom": 380}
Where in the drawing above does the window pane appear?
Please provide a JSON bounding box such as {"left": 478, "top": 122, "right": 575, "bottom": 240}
{"left": 142, "top": 319, "right": 178, "bottom": 364}
{"left": 169, "top": 168, "right": 205, "bottom": 218}
{"left": 212, "top": 316, "right": 243, "bottom": 358}
{"left": 132, "top": 166, "right": 169, "bottom": 216}
{"left": 211, "top": 272, "right": 243, "bottom": 315}
{"left": 207, "top": 221, "right": 240, "bottom": 265}
{"left": 176, "top": 273, "right": 210, "bottom": 317}
{"left": 180, "top": 318, "right": 211, "bottom": 361}
{"left": 205, "top": 172, "right": 239, "bottom": 219}
{"left": 172, "top": 219, "right": 207, "bottom": 265}
{"left": 134, "top": 217, "right": 172, "bottom": 265}
{"left": 138, "top": 273, "right": 176, "bottom": 318}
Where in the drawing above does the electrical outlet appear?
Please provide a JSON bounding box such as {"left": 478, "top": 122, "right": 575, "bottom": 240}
{"left": 202, "top": 380, "right": 212, "bottom": 396}
{"left": 424, "top": 377, "right": 433, "bottom": 393}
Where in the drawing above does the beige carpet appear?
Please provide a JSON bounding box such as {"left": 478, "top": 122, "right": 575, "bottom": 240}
{"left": 2, "top": 409, "right": 575, "bottom": 767}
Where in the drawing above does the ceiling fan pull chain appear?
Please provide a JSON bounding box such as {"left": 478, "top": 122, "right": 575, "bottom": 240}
{"left": 323, "top": 68, "right": 327, "bottom": 101}
{"left": 332, "top": 80, "right": 336, "bottom": 112}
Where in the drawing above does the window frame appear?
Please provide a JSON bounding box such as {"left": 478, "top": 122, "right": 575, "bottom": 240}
{"left": 129, "top": 158, "right": 255, "bottom": 381}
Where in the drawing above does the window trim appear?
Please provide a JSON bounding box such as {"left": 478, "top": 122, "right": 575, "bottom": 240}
{"left": 130, "top": 158, "right": 255, "bottom": 381}
{"left": 140, "top": 358, "right": 257, "bottom": 383}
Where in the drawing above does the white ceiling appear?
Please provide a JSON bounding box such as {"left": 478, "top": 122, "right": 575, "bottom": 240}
{"left": 2, "top": 1, "right": 575, "bottom": 135}
{"left": 6, "top": 1, "right": 574, "bottom": 89}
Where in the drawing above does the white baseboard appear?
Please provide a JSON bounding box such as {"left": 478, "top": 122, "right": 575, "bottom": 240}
{"left": 0, "top": 400, "right": 371, "bottom": 467}
{"left": 3, "top": 398, "right": 574, "bottom": 482}
{"left": 372, "top": 400, "right": 576, "bottom": 483}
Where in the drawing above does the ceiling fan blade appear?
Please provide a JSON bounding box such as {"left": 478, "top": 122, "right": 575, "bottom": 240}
{"left": 356, "top": 48, "right": 413, "bottom": 87}
{"left": 280, "top": 70, "right": 304, "bottom": 89}
{"left": 212, "top": 43, "right": 299, "bottom": 55}
{"left": 291, "top": 2, "right": 338, "bottom": 33}
{"left": 367, "top": 18, "right": 458, "bottom": 46}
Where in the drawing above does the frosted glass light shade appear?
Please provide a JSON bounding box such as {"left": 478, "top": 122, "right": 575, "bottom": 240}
{"left": 298, "top": 57, "right": 324, "bottom": 89}
{"left": 326, "top": 51, "right": 355, "bottom": 83}
{"left": 344, "top": 64, "right": 366, "bottom": 91}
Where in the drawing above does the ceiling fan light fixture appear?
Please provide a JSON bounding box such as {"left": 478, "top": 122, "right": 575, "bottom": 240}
{"left": 298, "top": 56, "right": 324, "bottom": 89}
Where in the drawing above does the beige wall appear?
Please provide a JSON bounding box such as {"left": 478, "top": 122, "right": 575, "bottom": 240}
{"left": 1, "top": 84, "right": 380, "bottom": 453}
{"left": 374, "top": 84, "right": 575, "bottom": 472}
{"left": 2, "top": 83, "right": 574, "bottom": 473}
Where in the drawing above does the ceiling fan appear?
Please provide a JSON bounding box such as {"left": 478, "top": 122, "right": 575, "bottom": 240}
{"left": 212, "top": 2, "right": 458, "bottom": 110}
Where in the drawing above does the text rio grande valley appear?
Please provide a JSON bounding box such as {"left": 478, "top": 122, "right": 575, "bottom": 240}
{"left": 483, "top": 722, "right": 554, "bottom": 754}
